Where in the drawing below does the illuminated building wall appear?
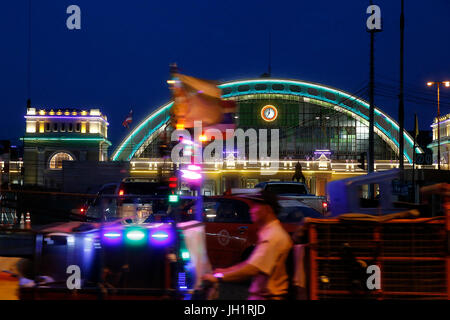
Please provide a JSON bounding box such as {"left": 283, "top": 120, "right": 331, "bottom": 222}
{"left": 234, "top": 95, "right": 396, "bottom": 160}
{"left": 112, "top": 78, "right": 429, "bottom": 196}
{"left": 23, "top": 107, "right": 111, "bottom": 188}
{"left": 428, "top": 113, "right": 450, "bottom": 169}
{"left": 0, "top": 141, "right": 23, "bottom": 187}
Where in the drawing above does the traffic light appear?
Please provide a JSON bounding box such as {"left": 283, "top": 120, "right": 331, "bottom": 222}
{"left": 168, "top": 176, "right": 179, "bottom": 203}
{"left": 168, "top": 194, "right": 179, "bottom": 203}
{"left": 358, "top": 152, "right": 366, "bottom": 170}
{"left": 168, "top": 176, "right": 178, "bottom": 189}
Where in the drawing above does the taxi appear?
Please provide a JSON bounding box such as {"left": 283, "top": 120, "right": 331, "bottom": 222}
{"left": 185, "top": 195, "right": 323, "bottom": 268}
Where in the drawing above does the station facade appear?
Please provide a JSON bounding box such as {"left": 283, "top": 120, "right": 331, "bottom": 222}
{"left": 23, "top": 108, "right": 111, "bottom": 189}
{"left": 428, "top": 113, "right": 450, "bottom": 170}
{"left": 112, "top": 78, "right": 427, "bottom": 196}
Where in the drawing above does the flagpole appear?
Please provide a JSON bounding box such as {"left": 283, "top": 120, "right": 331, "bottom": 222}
{"left": 27, "top": 0, "right": 32, "bottom": 109}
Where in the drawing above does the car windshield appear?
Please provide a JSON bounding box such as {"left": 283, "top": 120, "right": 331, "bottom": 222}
{"left": 121, "top": 182, "right": 170, "bottom": 196}
{"left": 88, "top": 183, "right": 173, "bottom": 222}
{"left": 265, "top": 184, "right": 307, "bottom": 195}
{"left": 202, "top": 199, "right": 251, "bottom": 223}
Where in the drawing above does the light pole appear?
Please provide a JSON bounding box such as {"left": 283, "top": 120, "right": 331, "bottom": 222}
{"left": 366, "top": 1, "right": 382, "bottom": 199}
{"left": 398, "top": 0, "right": 405, "bottom": 171}
{"left": 426, "top": 81, "right": 450, "bottom": 170}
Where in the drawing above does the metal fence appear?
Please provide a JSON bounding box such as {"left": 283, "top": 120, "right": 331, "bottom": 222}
{"left": 307, "top": 212, "right": 450, "bottom": 299}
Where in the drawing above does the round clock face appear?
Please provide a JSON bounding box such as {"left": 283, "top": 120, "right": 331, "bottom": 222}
{"left": 261, "top": 105, "right": 278, "bottom": 122}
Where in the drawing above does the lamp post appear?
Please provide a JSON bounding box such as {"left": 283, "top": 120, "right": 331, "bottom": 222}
{"left": 426, "top": 81, "right": 450, "bottom": 170}
{"left": 366, "top": 1, "right": 382, "bottom": 199}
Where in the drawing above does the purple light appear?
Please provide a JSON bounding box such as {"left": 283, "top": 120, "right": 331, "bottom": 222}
{"left": 178, "top": 272, "right": 186, "bottom": 290}
{"left": 102, "top": 230, "right": 122, "bottom": 244}
{"left": 24, "top": 115, "right": 108, "bottom": 124}
{"left": 151, "top": 232, "right": 168, "bottom": 239}
{"left": 149, "top": 230, "right": 172, "bottom": 245}
{"left": 104, "top": 232, "right": 121, "bottom": 238}
{"left": 314, "top": 149, "right": 332, "bottom": 155}
{"left": 181, "top": 139, "right": 194, "bottom": 145}
{"left": 181, "top": 169, "right": 202, "bottom": 181}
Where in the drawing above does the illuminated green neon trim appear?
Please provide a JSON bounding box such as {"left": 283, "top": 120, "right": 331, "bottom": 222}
{"left": 427, "top": 139, "right": 450, "bottom": 148}
{"left": 220, "top": 79, "right": 408, "bottom": 140}
{"left": 128, "top": 116, "right": 170, "bottom": 161}
{"left": 22, "top": 137, "right": 111, "bottom": 145}
{"left": 219, "top": 79, "right": 419, "bottom": 163}
{"left": 111, "top": 102, "right": 172, "bottom": 161}
{"left": 112, "top": 79, "right": 420, "bottom": 163}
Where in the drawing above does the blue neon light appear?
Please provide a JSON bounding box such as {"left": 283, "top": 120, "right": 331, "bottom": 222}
{"left": 151, "top": 231, "right": 169, "bottom": 239}
{"left": 104, "top": 232, "right": 121, "bottom": 238}
{"left": 127, "top": 115, "right": 170, "bottom": 161}
{"left": 112, "top": 79, "right": 420, "bottom": 163}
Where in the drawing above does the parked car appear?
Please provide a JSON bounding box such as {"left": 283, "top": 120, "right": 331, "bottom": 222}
{"left": 255, "top": 181, "right": 329, "bottom": 214}
{"left": 182, "top": 194, "right": 323, "bottom": 268}
{"left": 85, "top": 179, "right": 171, "bottom": 222}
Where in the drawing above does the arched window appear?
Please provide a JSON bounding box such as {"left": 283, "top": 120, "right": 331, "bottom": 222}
{"left": 49, "top": 152, "right": 74, "bottom": 170}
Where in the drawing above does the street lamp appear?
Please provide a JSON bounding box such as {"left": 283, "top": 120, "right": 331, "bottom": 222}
{"left": 426, "top": 81, "right": 450, "bottom": 170}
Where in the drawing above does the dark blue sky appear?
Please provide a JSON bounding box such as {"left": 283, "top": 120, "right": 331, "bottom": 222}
{"left": 1, "top": 0, "right": 449, "bottom": 148}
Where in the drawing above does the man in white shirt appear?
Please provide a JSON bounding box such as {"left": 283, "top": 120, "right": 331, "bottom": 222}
{"left": 202, "top": 191, "right": 293, "bottom": 300}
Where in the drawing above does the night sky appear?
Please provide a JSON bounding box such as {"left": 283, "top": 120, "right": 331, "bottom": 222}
{"left": 1, "top": 0, "right": 449, "bottom": 148}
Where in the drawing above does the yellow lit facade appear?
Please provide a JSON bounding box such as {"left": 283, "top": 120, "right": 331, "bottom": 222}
{"left": 128, "top": 158, "right": 422, "bottom": 196}
{"left": 428, "top": 113, "right": 450, "bottom": 169}
{"left": 113, "top": 77, "right": 434, "bottom": 196}
{"left": 24, "top": 108, "right": 109, "bottom": 138}
{"left": 89, "top": 121, "right": 100, "bottom": 134}
{"left": 26, "top": 120, "right": 36, "bottom": 133}
{"left": 23, "top": 107, "right": 111, "bottom": 187}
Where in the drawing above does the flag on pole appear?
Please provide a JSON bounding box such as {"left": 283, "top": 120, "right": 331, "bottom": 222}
{"left": 122, "top": 110, "right": 133, "bottom": 128}
{"left": 168, "top": 70, "right": 236, "bottom": 130}
{"left": 414, "top": 113, "right": 419, "bottom": 139}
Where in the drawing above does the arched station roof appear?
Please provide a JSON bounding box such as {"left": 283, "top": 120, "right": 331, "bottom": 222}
{"left": 112, "top": 78, "right": 422, "bottom": 162}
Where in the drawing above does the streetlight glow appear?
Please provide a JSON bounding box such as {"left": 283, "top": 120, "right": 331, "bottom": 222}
{"left": 427, "top": 82, "right": 434, "bottom": 87}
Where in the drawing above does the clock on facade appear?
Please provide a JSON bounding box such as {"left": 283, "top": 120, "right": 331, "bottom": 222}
{"left": 261, "top": 105, "right": 278, "bottom": 122}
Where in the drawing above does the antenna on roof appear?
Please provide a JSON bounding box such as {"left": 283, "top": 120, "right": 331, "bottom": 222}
{"left": 26, "top": 0, "right": 32, "bottom": 109}
{"left": 268, "top": 31, "right": 272, "bottom": 77}
{"left": 260, "top": 32, "right": 272, "bottom": 78}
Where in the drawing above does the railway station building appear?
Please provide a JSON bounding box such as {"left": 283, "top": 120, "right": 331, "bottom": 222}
{"left": 112, "top": 78, "right": 429, "bottom": 196}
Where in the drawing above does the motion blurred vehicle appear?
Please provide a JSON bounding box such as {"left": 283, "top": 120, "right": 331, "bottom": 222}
{"left": 85, "top": 179, "right": 171, "bottom": 222}
{"left": 182, "top": 194, "right": 323, "bottom": 268}
{"left": 13, "top": 219, "right": 205, "bottom": 300}
{"left": 255, "top": 181, "right": 329, "bottom": 214}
